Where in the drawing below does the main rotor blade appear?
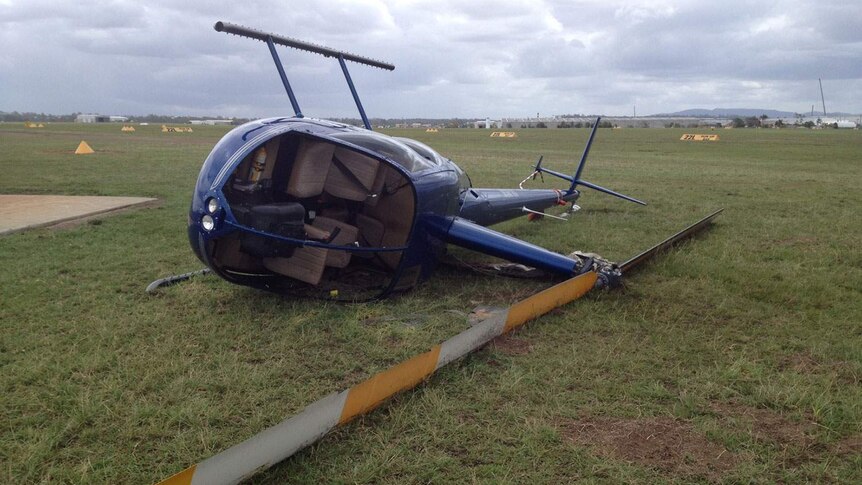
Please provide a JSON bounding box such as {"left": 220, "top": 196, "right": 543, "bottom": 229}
{"left": 154, "top": 272, "right": 598, "bottom": 485}
{"left": 620, "top": 209, "right": 723, "bottom": 274}
{"left": 214, "top": 21, "right": 395, "bottom": 71}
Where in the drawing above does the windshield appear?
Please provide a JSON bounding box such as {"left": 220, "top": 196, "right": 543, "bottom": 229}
{"left": 330, "top": 131, "right": 435, "bottom": 172}
{"left": 395, "top": 137, "right": 446, "bottom": 165}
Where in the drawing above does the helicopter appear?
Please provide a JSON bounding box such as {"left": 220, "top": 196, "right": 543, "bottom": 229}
{"left": 155, "top": 23, "right": 722, "bottom": 483}
{"left": 182, "top": 22, "right": 653, "bottom": 300}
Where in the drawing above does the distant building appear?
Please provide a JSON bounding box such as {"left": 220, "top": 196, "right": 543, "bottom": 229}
{"left": 190, "top": 119, "right": 234, "bottom": 125}
{"left": 76, "top": 114, "right": 128, "bottom": 123}
{"left": 473, "top": 118, "right": 500, "bottom": 128}
{"left": 76, "top": 114, "right": 109, "bottom": 123}
{"left": 819, "top": 118, "right": 858, "bottom": 129}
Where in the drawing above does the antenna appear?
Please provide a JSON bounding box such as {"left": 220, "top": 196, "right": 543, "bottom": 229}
{"left": 819, "top": 78, "right": 827, "bottom": 116}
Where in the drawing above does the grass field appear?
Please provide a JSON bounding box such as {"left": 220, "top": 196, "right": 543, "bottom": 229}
{"left": 1, "top": 122, "right": 860, "bottom": 483}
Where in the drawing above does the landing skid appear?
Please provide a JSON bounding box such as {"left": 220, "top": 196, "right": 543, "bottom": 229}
{"left": 146, "top": 269, "right": 211, "bottom": 294}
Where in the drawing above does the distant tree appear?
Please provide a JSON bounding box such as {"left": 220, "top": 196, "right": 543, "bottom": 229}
{"left": 536, "top": 122, "right": 547, "bottom": 128}
{"left": 744, "top": 116, "right": 761, "bottom": 128}
{"left": 803, "top": 121, "right": 815, "bottom": 128}
{"left": 0, "top": 111, "right": 77, "bottom": 122}
{"left": 639, "top": 121, "right": 650, "bottom": 128}
{"left": 775, "top": 119, "right": 785, "bottom": 128}
{"left": 506, "top": 122, "right": 512, "bottom": 128}
{"left": 574, "top": 122, "right": 584, "bottom": 128}
{"left": 731, "top": 117, "right": 745, "bottom": 128}
{"left": 598, "top": 120, "right": 613, "bottom": 128}
{"left": 760, "top": 114, "right": 768, "bottom": 120}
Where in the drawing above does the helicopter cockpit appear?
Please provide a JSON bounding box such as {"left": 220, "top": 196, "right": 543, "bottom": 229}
{"left": 209, "top": 129, "right": 420, "bottom": 298}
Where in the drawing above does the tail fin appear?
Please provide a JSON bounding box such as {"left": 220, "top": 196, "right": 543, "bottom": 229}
{"left": 569, "top": 116, "right": 600, "bottom": 193}
{"left": 569, "top": 116, "right": 646, "bottom": 205}
{"left": 529, "top": 116, "right": 646, "bottom": 205}
{"left": 568, "top": 117, "right": 646, "bottom": 205}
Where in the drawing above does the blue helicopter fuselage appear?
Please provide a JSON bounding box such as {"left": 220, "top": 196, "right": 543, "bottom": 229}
{"left": 189, "top": 117, "right": 582, "bottom": 298}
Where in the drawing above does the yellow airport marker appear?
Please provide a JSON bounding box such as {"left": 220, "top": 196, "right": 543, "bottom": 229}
{"left": 680, "top": 134, "right": 719, "bottom": 141}
{"left": 75, "top": 141, "right": 95, "bottom": 155}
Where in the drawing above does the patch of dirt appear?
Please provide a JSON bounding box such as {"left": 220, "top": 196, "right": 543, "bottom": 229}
{"left": 778, "top": 352, "right": 860, "bottom": 385}
{"left": 490, "top": 334, "right": 533, "bottom": 356}
{"left": 711, "top": 402, "right": 816, "bottom": 446}
{"left": 384, "top": 334, "right": 403, "bottom": 348}
{"left": 771, "top": 236, "right": 818, "bottom": 247}
{"left": 337, "top": 368, "right": 368, "bottom": 388}
{"left": 832, "top": 435, "right": 862, "bottom": 457}
{"left": 467, "top": 281, "right": 553, "bottom": 304}
{"left": 559, "top": 416, "right": 737, "bottom": 480}
{"left": 362, "top": 312, "right": 429, "bottom": 327}
{"left": 835, "top": 362, "right": 862, "bottom": 385}
{"left": 710, "top": 401, "right": 818, "bottom": 465}
{"left": 778, "top": 352, "right": 821, "bottom": 373}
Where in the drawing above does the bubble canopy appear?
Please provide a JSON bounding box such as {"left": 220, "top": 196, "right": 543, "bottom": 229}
{"left": 330, "top": 131, "right": 438, "bottom": 172}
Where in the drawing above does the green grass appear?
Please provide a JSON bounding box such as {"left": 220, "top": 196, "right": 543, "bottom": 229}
{"left": 1, "top": 122, "right": 860, "bottom": 483}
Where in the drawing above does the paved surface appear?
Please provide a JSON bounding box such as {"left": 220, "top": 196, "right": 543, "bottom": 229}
{"left": 0, "top": 195, "right": 157, "bottom": 235}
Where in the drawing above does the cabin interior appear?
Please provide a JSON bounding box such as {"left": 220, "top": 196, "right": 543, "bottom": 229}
{"left": 213, "top": 132, "right": 417, "bottom": 296}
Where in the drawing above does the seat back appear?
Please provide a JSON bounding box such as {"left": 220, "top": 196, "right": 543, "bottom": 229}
{"left": 324, "top": 147, "right": 380, "bottom": 201}
{"left": 286, "top": 139, "right": 335, "bottom": 198}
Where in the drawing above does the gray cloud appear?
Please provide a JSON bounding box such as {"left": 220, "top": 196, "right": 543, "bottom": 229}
{"left": 1, "top": 0, "right": 859, "bottom": 118}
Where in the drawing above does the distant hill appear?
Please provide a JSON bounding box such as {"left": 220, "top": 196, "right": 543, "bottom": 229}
{"left": 652, "top": 108, "right": 798, "bottom": 118}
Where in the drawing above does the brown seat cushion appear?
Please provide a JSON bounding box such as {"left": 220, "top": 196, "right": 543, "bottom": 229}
{"left": 286, "top": 139, "right": 335, "bottom": 198}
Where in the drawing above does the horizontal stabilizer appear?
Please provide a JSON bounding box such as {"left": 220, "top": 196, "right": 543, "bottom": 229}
{"left": 575, "top": 179, "right": 646, "bottom": 205}
{"left": 530, "top": 163, "right": 646, "bottom": 206}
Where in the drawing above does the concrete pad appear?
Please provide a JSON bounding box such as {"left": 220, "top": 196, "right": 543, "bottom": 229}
{"left": 0, "top": 195, "right": 158, "bottom": 235}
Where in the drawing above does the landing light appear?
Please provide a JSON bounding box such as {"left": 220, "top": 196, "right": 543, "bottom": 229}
{"left": 206, "top": 197, "right": 220, "bottom": 214}
{"left": 201, "top": 214, "right": 215, "bottom": 231}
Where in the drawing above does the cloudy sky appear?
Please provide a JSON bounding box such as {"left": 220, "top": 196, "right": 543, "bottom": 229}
{"left": 1, "top": 0, "right": 860, "bottom": 118}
